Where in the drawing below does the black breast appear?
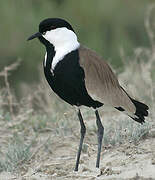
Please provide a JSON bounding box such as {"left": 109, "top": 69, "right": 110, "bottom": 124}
{"left": 44, "top": 49, "right": 103, "bottom": 109}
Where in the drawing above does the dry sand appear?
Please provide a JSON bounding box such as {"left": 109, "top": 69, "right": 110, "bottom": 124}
{"left": 0, "top": 129, "right": 155, "bottom": 180}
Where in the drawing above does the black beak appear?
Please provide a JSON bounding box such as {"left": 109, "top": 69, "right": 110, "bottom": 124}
{"left": 27, "top": 32, "right": 42, "bottom": 41}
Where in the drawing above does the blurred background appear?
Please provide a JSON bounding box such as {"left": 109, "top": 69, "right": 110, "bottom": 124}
{"left": 0, "top": 1, "right": 155, "bottom": 176}
{"left": 0, "top": 0, "right": 154, "bottom": 97}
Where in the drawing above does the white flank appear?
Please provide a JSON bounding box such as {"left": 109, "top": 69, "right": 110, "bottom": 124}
{"left": 43, "top": 27, "right": 80, "bottom": 70}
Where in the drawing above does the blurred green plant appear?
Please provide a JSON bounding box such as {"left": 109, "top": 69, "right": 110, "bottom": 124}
{"left": 0, "top": 0, "right": 154, "bottom": 96}
{"left": 0, "top": 135, "right": 32, "bottom": 172}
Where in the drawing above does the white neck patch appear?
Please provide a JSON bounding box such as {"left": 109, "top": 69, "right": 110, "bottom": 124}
{"left": 43, "top": 27, "right": 80, "bottom": 70}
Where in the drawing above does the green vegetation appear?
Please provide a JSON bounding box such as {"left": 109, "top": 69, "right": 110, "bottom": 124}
{"left": 0, "top": 0, "right": 154, "bottom": 95}
{"left": 0, "top": 135, "right": 32, "bottom": 172}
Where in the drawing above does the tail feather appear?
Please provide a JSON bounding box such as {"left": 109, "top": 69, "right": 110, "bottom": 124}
{"left": 129, "top": 98, "right": 149, "bottom": 124}
{"left": 119, "top": 87, "right": 149, "bottom": 124}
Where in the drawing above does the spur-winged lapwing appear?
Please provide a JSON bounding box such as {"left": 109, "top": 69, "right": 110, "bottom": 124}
{"left": 27, "top": 18, "right": 149, "bottom": 171}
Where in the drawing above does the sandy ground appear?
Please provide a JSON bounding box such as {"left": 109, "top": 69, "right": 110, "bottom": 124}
{"left": 0, "top": 103, "right": 154, "bottom": 180}
{"left": 0, "top": 129, "right": 155, "bottom": 180}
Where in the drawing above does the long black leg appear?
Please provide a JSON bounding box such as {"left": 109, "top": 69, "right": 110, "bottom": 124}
{"left": 95, "top": 110, "right": 104, "bottom": 168}
{"left": 74, "top": 109, "right": 86, "bottom": 171}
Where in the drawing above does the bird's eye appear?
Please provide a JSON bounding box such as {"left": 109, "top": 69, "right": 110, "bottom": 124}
{"left": 50, "top": 26, "right": 56, "bottom": 30}
{"left": 42, "top": 31, "right": 46, "bottom": 35}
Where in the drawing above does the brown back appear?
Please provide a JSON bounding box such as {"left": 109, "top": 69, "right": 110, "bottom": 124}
{"left": 79, "top": 45, "right": 136, "bottom": 114}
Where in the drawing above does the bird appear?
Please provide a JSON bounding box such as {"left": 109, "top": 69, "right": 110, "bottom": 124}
{"left": 27, "top": 18, "right": 149, "bottom": 171}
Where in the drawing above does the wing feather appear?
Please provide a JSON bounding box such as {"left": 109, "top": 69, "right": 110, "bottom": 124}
{"left": 79, "top": 45, "right": 136, "bottom": 114}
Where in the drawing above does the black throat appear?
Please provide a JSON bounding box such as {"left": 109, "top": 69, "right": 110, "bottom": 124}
{"left": 38, "top": 36, "right": 55, "bottom": 70}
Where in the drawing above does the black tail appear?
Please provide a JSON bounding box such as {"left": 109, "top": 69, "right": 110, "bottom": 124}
{"left": 129, "top": 98, "right": 149, "bottom": 124}
{"left": 120, "top": 87, "right": 149, "bottom": 124}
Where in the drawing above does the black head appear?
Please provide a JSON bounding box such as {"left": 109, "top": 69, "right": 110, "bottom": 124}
{"left": 39, "top": 18, "right": 75, "bottom": 34}
{"left": 27, "top": 18, "right": 75, "bottom": 41}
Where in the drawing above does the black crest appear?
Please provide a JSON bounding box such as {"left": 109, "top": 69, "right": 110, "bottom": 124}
{"left": 39, "top": 18, "right": 75, "bottom": 34}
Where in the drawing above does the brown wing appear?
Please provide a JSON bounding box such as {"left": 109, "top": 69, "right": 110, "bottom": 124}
{"left": 79, "top": 45, "right": 136, "bottom": 114}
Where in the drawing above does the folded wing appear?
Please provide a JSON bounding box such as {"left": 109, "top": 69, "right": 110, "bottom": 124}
{"left": 79, "top": 45, "right": 136, "bottom": 115}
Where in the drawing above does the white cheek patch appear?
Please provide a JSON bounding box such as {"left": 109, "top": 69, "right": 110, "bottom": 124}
{"left": 43, "top": 27, "right": 80, "bottom": 71}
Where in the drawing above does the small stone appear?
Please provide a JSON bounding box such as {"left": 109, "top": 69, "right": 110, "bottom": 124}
{"left": 149, "top": 129, "right": 155, "bottom": 138}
